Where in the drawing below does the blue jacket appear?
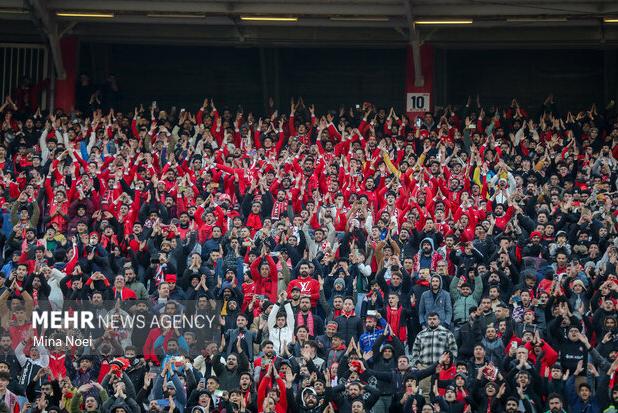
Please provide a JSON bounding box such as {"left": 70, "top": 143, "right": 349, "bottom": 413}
{"left": 418, "top": 276, "right": 453, "bottom": 327}
{"left": 358, "top": 318, "right": 387, "bottom": 353}
{"left": 153, "top": 372, "right": 187, "bottom": 413}
{"left": 566, "top": 376, "right": 601, "bottom": 413}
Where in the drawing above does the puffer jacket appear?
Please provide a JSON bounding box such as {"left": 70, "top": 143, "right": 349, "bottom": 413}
{"left": 267, "top": 303, "right": 295, "bottom": 354}
{"left": 449, "top": 276, "right": 483, "bottom": 325}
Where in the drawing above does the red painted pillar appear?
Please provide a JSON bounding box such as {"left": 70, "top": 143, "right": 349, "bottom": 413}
{"left": 405, "top": 44, "right": 434, "bottom": 120}
{"left": 54, "top": 35, "right": 78, "bottom": 112}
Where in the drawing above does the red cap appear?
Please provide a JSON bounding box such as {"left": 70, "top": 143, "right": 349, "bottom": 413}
{"left": 89, "top": 232, "right": 99, "bottom": 238}
{"left": 530, "top": 231, "right": 542, "bottom": 239}
{"left": 165, "top": 274, "right": 177, "bottom": 283}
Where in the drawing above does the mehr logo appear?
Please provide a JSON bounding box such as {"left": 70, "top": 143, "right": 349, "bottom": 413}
{"left": 32, "top": 311, "right": 95, "bottom": 329}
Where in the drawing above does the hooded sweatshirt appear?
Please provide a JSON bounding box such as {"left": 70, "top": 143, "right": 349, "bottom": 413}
{"left": 413, "top": 238, "right": 443, "bottom": 274}
{"left": 418, "top": 275, "right": 453, "bottom": 327}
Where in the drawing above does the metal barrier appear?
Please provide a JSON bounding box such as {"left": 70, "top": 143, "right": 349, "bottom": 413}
{"left": 0, "top": 43, "right": 49, "bottom": 109}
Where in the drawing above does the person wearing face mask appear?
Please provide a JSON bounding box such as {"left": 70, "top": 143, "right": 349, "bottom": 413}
{"left": 122, "top": 347, "right": 146, "bottom": 394}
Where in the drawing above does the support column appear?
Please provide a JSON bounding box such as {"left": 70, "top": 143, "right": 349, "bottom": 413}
{"left": 54, "top": 36, "right": 78, "bottom": 112}
{"left": 402, "top": 0, "right": 434, "bottom": 118}
{"left": 405, "top": 44, "right": 434, "bottom": 119}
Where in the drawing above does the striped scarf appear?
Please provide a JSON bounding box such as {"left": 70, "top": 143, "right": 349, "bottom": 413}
{"left": 296, "top": 312, "right": 314, "bottom": 337}
{"left": 271, "top": 199, "right": 288, "bottom": 220}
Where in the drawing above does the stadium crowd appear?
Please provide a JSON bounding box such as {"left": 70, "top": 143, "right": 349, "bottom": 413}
{"left": 0, "top": 88, "right": 616, "bottom": 413}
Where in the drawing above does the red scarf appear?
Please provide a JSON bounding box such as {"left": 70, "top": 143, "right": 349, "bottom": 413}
{"left": 246, "top": 213, "right": 262, "bottom": 235}
{"left": 386, "top": 305, "right": 407, "bottom": 342}
{"left": 340, "top": 310, "right": 355, "bottom": 318}
{"left": 297, "top": 311, "right": 315, "bottom": 337}
{"left": 416, "top": 278, "right": 429, "bottom": 287}
{"left": 271, "top": 199, "right": 288, "bottom": 220}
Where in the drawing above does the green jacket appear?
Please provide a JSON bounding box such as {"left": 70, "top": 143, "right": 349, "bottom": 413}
{"left": 70, "top": 388, "right": 109, "bottom": 413}
{"left": 449, "top": 276, "right": 483, "bottom": 324}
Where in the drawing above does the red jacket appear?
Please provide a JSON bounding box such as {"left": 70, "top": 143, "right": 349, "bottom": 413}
{"left": 287, "top": 276, "right": 320, "bottom": 307}
{"left": 112, "top": 287, "right": 137, "bottom": 301}
{"left": 250, "top": 256, "right": 278, "bottom": 303}
{"left": 524, "top": 340, "right": 558, "bottom": 375}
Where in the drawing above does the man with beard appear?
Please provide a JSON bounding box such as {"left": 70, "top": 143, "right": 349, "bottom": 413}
{"left": 329, "top": 380, "right": 381, "bottom": 413}
{"left": 0, "top": 334, "right": 20, "bottom": 380}
{"left": 412, "top": 238, "right": 443, "bottom": 275}
{"left": 418, "top": 275, "right": 453, "bottom": 329}
{"left": 503, "top": 396, "right": 522, "bottom": 413}
{"left": 287, "top": 261, "right": 320, "bottom": 308}
{"left": 302, "top": 223, "right": 336, "bottom": 261}
{"left": 223, "top": 314, "right": 258, "bottom": 360}
{"left": 546, "top": 393, "right": 567, "bottom": 413}
{"left": 492, "top": 202, "right": 515, "bottom": 232}
{"left": 212, "top": 337, "right": 249, "bottom": 391}
{"left": 254, "top": 340, "right": 278, "bottom": 382}
{"left": 288, "top": 387, "right": 323, "bottom": 413}
{"left": 128, "top": 301, "right": 153, "bottom": 352}
{"left": 271, "top": 189, "right": 292, "bottom": 221}
{"left": 411, "top": 313, "right": 457, "bottom": 396}
{"left": 295, "top": 296, "right": 325, "bottom": 339}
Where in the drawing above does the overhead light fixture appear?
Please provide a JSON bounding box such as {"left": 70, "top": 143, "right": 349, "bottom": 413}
{"left": 507, "top": 17, "right": 567, "bottom": 22}
{"left": 147, "top": 13, "right": 206, "bottom": 18}
{"left": 240, "top": 16, "right": 298, "bottom": 22}
{"left": 414, "top": 19, "right": 473, "bottom": 25}
{"left": 330, "top": 17, "right": 389, "bottom": 22}
{"left": 56, "top": 12, "right": 114, "bottom": 18}
{"left": 604, "top": 17, "right": 618, "bottom": 23}
{"left": 0, "top": 8, "right": 28, "bottom": 14}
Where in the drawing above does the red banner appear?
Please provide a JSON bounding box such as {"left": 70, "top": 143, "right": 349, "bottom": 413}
{"left": 405, "top": 44, "right": 434, "bottom": 120}
{"left": 54, "top": 36, "right": 78, "bottom": 112}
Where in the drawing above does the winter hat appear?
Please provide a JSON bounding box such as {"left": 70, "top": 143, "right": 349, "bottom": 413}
{"left": 571, "top": 279, "right": 586, "bottom": 291}
{"left": 455, "top": 372, "right": 468, "bottom": 382}
{"left": 301, "top": 388, "right": 318, "bottom": 407}
{"left": 530, "top": 231, "right": 542, "bottom": 240}
{"left": 380, "top": 343, "right": 394, "bottom": 354}
{"left": 261, "top": 301, "right": 273, "bottom": 312}
{"left": 109, "top": 357, "right": 130, "bottom": 378}
{"left": 334, "top": 278, "right": 346, "bottom": 289}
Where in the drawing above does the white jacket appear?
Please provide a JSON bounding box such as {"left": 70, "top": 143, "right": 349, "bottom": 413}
{"left": 267, "top": 303, "right": 295, "bottom": 354}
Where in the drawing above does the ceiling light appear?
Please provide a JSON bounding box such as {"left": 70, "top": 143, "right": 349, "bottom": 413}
{"left": 507, "top": 17, "right": 567, "bottom": 22}
{"left": 147, "top": 13, "right": 206, "bottom": 18}
{"left": 330, "top": 17, "right": 389, "bottom": 22}
{"left": 56, "top": 12, "right": 114, "bottom": 18}
{"left": 414, "top": 19, "right": 473, "bottom": 25}
{"left": 0, "top": 8, "right": 28, "bottom": 14}
{"left": 240, "top": 16, "right": 298, "bottom": 22}
{"left": 604, "top": 17, "right": 618, "bottom": 23}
